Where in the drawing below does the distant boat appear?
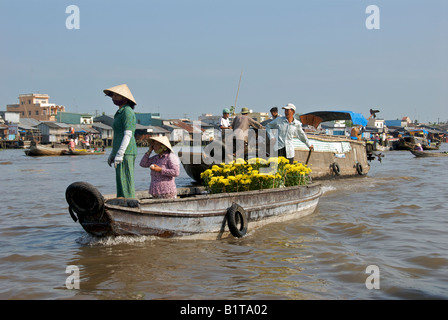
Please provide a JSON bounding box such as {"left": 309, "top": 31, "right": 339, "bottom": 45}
{"left": 25, "top": 143, "right": 105, "bottom": 156}
{"left": 410, "top": 150, "right": 448, "bottom": 158}
{"left": 24, "top": 143, "right": 66, "bottom": 156}
{"left": 397, "top": 136, "right": 428, "bottom": 150}
{"left": 62, "top": 149, "right": 105, "bottom": 156}
{"left": 65, "top": 181, "right": 322, "bottom": 240}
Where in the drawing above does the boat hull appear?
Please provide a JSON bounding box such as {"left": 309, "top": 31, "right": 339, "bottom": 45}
{"left": 410, "top": 150, "right": 448, "bottom": 158}
{"left": 62, "top": 149, "right": 106, "bottom": 156}
{"left": 25, "top": 144, "right": 66, "bottom": 156}
{"left": 68, "top": 183, "right": 322, "bottom": 240}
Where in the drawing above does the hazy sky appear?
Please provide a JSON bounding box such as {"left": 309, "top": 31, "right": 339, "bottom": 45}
{"left": 1, "top": 0, "right": 447, "bottom": 123}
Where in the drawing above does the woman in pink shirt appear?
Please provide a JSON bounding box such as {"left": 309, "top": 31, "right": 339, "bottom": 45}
{"left": 139, "top": 136, "right": 180, "bottom": 199}
{"left": 68, "top": 139, "right": 76, "bottom": 151}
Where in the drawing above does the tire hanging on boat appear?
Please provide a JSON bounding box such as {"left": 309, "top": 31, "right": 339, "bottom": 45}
{"left": 332, "top": 162, "right": 341, "bottom": 176}
{"left": 356, "top": 163, "right": 364, "bottom": 175}
{"left": 227, "top": 203, "right": 248, "bottom": 238}
{"left": 65, "top": 181, "right": 104, "bottom": 218}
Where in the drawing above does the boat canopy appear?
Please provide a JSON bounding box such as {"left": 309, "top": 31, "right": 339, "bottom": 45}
{"left": 408, "top": 129, "right": 429, "bottom": 135}
{"left": 300, "top": 111, "right": 368, "bottom": 128}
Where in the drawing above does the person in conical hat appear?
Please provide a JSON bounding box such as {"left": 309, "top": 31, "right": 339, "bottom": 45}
{"left": 103, "top": 84, "right": 137, "bottom": 108}
{"left": 147, "top": 135, "right": 173, "bottom": 152}
{"left": 139, "top": 135, "right": 180, "bottom": 199}
{"left": 104, "top": 84, "right": 138, "bottom": 198}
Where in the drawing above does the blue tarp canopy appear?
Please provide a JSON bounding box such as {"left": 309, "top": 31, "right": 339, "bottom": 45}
{"left": 300, "top": 110, "right": 368, "bottom": 128}
{"left": 409, "top": 129, "right": 428, "bottom": 135}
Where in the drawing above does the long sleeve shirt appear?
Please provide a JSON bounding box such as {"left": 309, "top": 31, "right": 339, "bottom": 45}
{"left": 139, "top": 151, "right": 180, "bottom": 196}
{"left": 112, "top": 104, "right": 137, "bottom": 157}
{"left": 266, "top": 116, "right": 311, "bottom": 158}
{"left": 231, "top": 114, "right": 264, "bottom": 141}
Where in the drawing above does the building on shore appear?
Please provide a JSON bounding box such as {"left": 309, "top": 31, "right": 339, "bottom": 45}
{"left": 6, "top": 94, "right": 65, "bottom": 121}
{"left": 56, "top": 112, "right": 94, "bottom": 125}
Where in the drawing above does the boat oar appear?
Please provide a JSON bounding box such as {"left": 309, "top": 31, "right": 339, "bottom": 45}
{"left": 305, "top": 148, "right": 312, "bottom": 165}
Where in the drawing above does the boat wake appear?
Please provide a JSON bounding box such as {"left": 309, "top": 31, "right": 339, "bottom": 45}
{"left": 76, "top": 234, "right": 158, "bottom": 246}
{"left": 320, "top": 185, "right": 337, "bottom": 195}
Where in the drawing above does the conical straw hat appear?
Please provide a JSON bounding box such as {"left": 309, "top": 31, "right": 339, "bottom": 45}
{"left": 148, "top": 135, "right": 173, "bottom": 152}
{"left": 103, "top": 84, "right": 137, "bottom": 105}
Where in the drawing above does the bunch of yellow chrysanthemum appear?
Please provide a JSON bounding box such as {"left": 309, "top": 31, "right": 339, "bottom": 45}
{"left": 200, "top": 157, "right": 311, "bottom": 194}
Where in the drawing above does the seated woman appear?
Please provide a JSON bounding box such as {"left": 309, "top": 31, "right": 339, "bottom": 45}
{"left": 139, "top": 136, "right": 180, "bottom": 199}
{"left": 414, "top": 143, "right": 423, "bottom": 151}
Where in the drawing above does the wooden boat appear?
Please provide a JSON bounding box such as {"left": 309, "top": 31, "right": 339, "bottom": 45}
{"left": 180, "top": 111, "right": 376, "bottom": 183}
{"left": 62, "top": 149, "right": 106, "bottom": 156}
{"left": 24, "top": 144, "right": 66, "bottom": 156}
{"left": 397, "top": 136, "right": 428, "bottom": 150}
{"left": 423, "top": 143, "right": 440, "bottom": 151}
{"left": 65, "top": 181, "right": 322, "bottom": 240}
{"left": 410, "top": 150, "right": 448, "bottom": 158}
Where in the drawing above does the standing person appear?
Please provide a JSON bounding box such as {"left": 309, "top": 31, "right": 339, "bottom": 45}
{"left": 140, "top": 136, "right": 180, "bottom": 199}
{"left": 266, "top": 103, "right": 314, "bottom": 164}
{"left": 68, "top": 139, "right": 75, "bottom": 152}
{"left": 220, "top": 108, "right": 232, "bottom": 132}
{"left": 232, "top": 107, "right": 264, "bottom": 142}
{"left": 104, "top": 84, "right": 138, "bottom": 199}
{"left": 231, "top": 107, "right": 264, "bottom": 158}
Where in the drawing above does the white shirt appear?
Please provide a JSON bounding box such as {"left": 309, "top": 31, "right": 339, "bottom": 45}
{"left": 266, "top": 116, "right": 311, "bottom": 158}
{"left": 220, "top": 117, "right": 231, "bottom": 131}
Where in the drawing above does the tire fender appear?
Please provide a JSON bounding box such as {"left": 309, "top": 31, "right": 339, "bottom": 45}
{"left": 332, "top": 162, "right": 341, "bottom": 176}
{"left": 227, "top": 203, "right": 248, "bottom": 238}
{"left": 356, "top": 163, "right": 364, "bottom": 175}
{"left": 65, "top": 181, "right": 104, "bottom": 219}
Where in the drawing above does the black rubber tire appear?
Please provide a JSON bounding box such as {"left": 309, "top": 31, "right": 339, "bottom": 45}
{"left": 227, "top": 203, "right": 248, "bottom": 238}
{"left": 332, "top": 162, "right": 341, "bottom": 176}
{"left": 66, "top": 181, "right": 104, "bottom": 217}
{"left": 68, "top": 206, "right": 78, "bottom": 222}
{"left": 356, "top": 163, "right": 364, "bottom": 175}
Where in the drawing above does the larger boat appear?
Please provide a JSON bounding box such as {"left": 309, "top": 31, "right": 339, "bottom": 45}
{"left": 180, "top": 110, "right": 377, "bottom": 183}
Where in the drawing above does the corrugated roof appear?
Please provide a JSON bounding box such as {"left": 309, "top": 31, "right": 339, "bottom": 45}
{"left": 92, "top": 122, "right": 113, "bottom": 130}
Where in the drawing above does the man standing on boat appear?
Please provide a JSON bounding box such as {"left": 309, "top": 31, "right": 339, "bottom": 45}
{"left": 231, "top": 107, "right": 264, "bottom": 159}
{"left": 104, "top": 84, "right": 138, "bottom": 199}
{"left": 266, "top": 103, "right": 314, "bottom": 164}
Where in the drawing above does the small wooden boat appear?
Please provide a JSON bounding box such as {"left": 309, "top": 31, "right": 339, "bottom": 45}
{"left": 423, "top": 144, "right": 440, "bottom": 151}
{"left": 397, "top": 136, "right": 428, "bottom": 150}
{"left": 24, "top": 144, "right": 66, "bottom": 156}
{"left": 65, "top": 181, "right": 322, "bottom": 240}
{"left": 410, "top": 150, "right": 448, "bottom": 158}
{"left": 62, "top": 149, "right": 106, "bottom": 156}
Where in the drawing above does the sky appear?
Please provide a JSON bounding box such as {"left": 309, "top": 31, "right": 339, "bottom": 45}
{"left": 1, "top": 0, "right": 447, "bottom": 123}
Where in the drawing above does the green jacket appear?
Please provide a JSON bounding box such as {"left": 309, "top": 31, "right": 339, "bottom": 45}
{"left": 112, "top": 104, "right": 137, "bottom": 157}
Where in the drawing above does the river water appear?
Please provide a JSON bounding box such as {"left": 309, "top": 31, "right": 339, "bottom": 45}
{"left": 0, "top": 144, "right": 447, "bottom": 300}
